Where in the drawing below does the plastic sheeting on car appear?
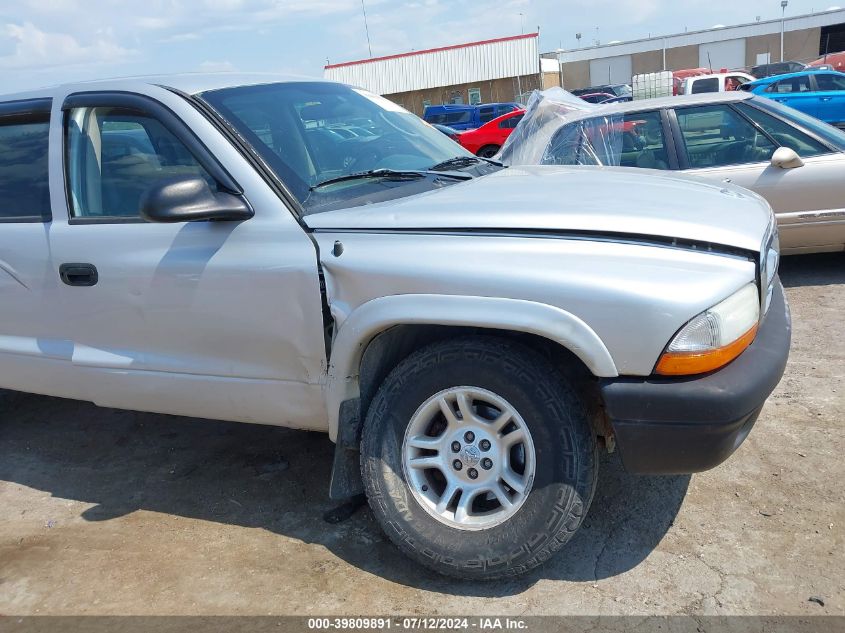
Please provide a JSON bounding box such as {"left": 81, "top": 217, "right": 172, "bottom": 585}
{"left": 498, "top": 87, "right": 667, "bottom": 171}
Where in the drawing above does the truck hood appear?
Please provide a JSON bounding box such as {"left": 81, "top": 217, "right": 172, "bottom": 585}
{"left": 304, "top": 165, "right": 772, "bottom": 253}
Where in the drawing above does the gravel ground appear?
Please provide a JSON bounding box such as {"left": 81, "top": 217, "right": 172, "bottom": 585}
{"left": 0, "top": 253, "right": 842, "bottom": 616}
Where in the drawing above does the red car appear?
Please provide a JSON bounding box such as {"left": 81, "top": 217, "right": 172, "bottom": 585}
{"left": 810, "top": 51, "right": 845, "bottom": 72}
{"left": 458, "top": 109, "right": 525, "bottom": 157}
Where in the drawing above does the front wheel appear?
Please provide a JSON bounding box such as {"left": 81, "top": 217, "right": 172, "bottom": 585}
{"left": 360, "top": 336, "right": 598, "bottom": 579}
{"left": 476, "top": 145, "right": 500, "bottom": 158}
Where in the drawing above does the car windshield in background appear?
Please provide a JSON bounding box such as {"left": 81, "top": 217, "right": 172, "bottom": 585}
{"left": 752, "top": 96, "right": 845, "bottom": 150}
{"left": 199, "top": 82, "right": 474, "bottom": 213}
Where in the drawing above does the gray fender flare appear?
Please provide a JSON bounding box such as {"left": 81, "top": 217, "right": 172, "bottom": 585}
{"left": 324, "top": 293, "right": 618, "bottom": 442}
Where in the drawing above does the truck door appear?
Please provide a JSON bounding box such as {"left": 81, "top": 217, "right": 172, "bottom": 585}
{"left": 45, "top": 89, "right": 328, "bottom": 429}
{"left": 0, "top": 99, "right": 57, "bottom": 395}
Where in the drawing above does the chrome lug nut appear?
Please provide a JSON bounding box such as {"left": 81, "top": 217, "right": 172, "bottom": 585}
{"left": 451, "top": 441, "right": 461, "bottom": 452}
{"left": 453, "top": 460, "right": 463, "bottom": 471}
{"left": 479, "top": 439, "right": 491, "bottom": 451}
{"left": 464, "top": 431, "right": 475, "bottom": 443}
{"left": 481, "top": 458, "right": 493, "bottom": 470}
{"left": 468, "top": 468, "right": 479, "bottom": 480}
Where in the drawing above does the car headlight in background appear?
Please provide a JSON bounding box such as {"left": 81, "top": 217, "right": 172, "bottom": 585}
{"left": 763, "top": 231, "right": 780, "bottom": 314}
{"left": 655, "top": 283, "right": 760, "bottom": 376}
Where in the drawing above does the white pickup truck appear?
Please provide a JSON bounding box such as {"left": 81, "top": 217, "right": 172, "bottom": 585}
{"left": 0, "top": 74, "right": 790, "bottom": 579}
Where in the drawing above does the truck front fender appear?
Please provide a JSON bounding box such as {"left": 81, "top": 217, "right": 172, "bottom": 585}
{"left": 324, "top": 293, "right": 618, "bottom": 442}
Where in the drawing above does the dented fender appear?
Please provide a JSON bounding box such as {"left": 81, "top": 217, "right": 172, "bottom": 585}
{"left": 323, "top": 293, "right": 618, "bottom": 441}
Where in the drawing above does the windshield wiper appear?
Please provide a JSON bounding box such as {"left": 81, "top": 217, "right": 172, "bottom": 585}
{"left": 310, "top": 168, "right": 470, "bottom": 190}
{"left": 430, "top": 155, "right": 503, "bottom": 170}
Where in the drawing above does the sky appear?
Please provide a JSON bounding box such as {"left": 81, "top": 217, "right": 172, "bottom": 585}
{"left": 0, "top": 0, "right": 839, "bottom": 93}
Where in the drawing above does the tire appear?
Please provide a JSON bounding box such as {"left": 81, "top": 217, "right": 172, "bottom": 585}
{"left": 476, "top": 145, "right": 500, "bottom": 158}
{"left": 360, "top": 336, "right": 598, "bottom": 579}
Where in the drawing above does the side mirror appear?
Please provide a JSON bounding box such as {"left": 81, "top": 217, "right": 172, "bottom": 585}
{"left": 771, "top": 146, "right": 805, "bottom": 170}
{"left": 140, "top": 176, "right": 254, "bottom": 223}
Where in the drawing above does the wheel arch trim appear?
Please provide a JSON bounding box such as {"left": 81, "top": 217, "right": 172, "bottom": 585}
{"left": 325, "top": 293, "right": 618, "bottom": 441}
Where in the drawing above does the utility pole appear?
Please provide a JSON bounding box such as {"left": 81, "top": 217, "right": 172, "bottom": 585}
{"left": 361, "top": 0, "right": 372, "bottom": 58}
{"left": 781, "top": 0, "right": 788, "bottom": 62}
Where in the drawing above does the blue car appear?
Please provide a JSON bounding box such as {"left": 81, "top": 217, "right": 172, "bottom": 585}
{"left": 742, "top": 69, "right": 845, "bottom": 128}
{"left": 423, "top": 103, "right": 521, "bottom": 130}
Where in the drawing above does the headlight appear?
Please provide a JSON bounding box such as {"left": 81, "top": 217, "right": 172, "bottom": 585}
{"left": 655, "top": 283, "right": 760, "bottom": 376}
{"left": 763, "top": 231, "right": 780, "bottom": 313}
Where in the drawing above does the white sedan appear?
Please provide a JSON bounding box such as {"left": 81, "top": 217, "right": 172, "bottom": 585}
{"left": 501, "top": 91, "right": 845, "bottom": 254}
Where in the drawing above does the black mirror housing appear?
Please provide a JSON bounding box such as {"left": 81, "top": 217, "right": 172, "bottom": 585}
{"left": 140, "top": 176, "right": 254, "bottom": 223}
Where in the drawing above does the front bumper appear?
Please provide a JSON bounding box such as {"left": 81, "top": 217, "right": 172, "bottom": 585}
{"left": 599, "top": 279, "right": 791, "bottom": 475}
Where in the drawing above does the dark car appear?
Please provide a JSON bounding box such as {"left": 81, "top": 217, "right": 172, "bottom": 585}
{"left": 571, "top": 84, "right": 632, "bottom": 98}
{"left": 751, "top": 61, "right": 808, "bottom": 79}
{"left": 578, "top": 92, "right": 616, "bottom": 104}
{"left": 430, "top": 123, "right": 461, "bottom": 142}
{"left": 600, "top": 95, "right": 633, "bottom": 104}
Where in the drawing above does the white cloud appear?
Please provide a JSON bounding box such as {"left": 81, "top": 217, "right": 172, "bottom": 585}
{"left": 198, "top": 60, "right": 236, "bottom": 72}
{"left": 159, "top": 32, "right": 200, "bottom": 43}
{"left": 0, "top": 21, "right": 133, "bottom": 70}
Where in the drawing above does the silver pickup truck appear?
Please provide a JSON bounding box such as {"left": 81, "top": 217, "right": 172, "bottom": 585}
{"left": 0, "top": 74, "right": 790, "bottom": 579}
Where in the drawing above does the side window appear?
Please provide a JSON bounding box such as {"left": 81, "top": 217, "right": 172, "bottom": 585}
{"left": 478, "top": 106, "right": 495, "bottom": 124}
{"left": 736, "top": 103, "right": 829, "bottom": 157}
{"left": 445, "top": 111, "right": 471, "bottom": 125}
{"left": 815, "top": 74, "right": 845, "bottom": 91}
{"left": 0, "top": 114, "right": 51, "bottom": 221}
{"left": 468, "top": 88, "right": 481, "bottom": 106}
{"left": 66, "top": 106, "right": 216, "bottom": 218}
{"left": 542, "top": 111, "right": 669, "bottom": 169}
{"left": 542, "top": 123, "right": 597, "bottom": 166}
{"left": 691, "top": 77, "right": 719, "bottom": 94}
{"left": 766, "top": 76, "right": 812, "bottom": 93}
{"left": 618, "top": 111, "right": 669, "bottom": 169}
{"left": 499, "top": 114, "right": 524, "bottom": 129}
{"left": 676, "top": 105, "right": 776, "bottom": 169}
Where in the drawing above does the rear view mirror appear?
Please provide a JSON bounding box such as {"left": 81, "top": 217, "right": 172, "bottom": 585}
{"left": 771, "top": 147, "right": 805, "bottom": 170}
{"left": 140, "top": 176, "right": 254, "bottom": 223}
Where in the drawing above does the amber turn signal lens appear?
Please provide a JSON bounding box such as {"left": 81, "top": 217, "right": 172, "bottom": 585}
{"left": 655, "top": 324, "right": 759, "bottom": 376}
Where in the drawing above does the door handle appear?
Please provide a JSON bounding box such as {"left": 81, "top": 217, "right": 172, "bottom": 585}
{"left": 59, "top": 263, "right": 98, "bottom": 287}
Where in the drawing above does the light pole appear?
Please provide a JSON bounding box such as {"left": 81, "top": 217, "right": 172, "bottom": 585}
{"left": 780, "top": 0, "right": 788, "bottom": 62}
{"left": 361, "top": 0, "right": 372, "bottom": 58}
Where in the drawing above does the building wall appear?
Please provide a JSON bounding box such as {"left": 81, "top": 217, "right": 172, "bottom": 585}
{"left": 384, "top": 73, "right": 544, "bottom": 116}
{"left": 542, "top": 71, "right": 561, "bottom": 90}
{"left": 632, "top": 49, "right": 664, "bottom": 75}
{"left": 559, "top": 26, "right": 832, "bottom": 90}
{"left": 325, "top": 33, "right": 539, "bottom": 95}
{"left": 745, "top": 28, "right": 822, "bottom": 66}
{"left": 553, "top": 10, "right": 845, "bottom": 91}
{"left": 665, "top": 44, "right": 700, "bottom": 70}
{"left": 561, "top": 60, "right": 590, "bottom": 91}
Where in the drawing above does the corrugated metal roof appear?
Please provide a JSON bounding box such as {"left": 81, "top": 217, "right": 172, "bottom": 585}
{"left": 325, "top": 33, "right": 539, "bottom": 95}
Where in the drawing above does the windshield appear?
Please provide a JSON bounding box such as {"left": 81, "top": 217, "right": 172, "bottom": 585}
{"left": 199, "top": 82, "right": 474, "bottom": 213}
{"left": 752, "top": 96, "right": 845, "bottom": 151}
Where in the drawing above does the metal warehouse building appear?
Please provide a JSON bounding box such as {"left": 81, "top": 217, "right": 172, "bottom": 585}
{"left": 554, "top": 8, "right": 845, "bottom": 91}
{"left": 324, "top": 8, "right": 845, "bottom": 114}
{"left": 324, "top": 33, "right": 560, "bottom": 116}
